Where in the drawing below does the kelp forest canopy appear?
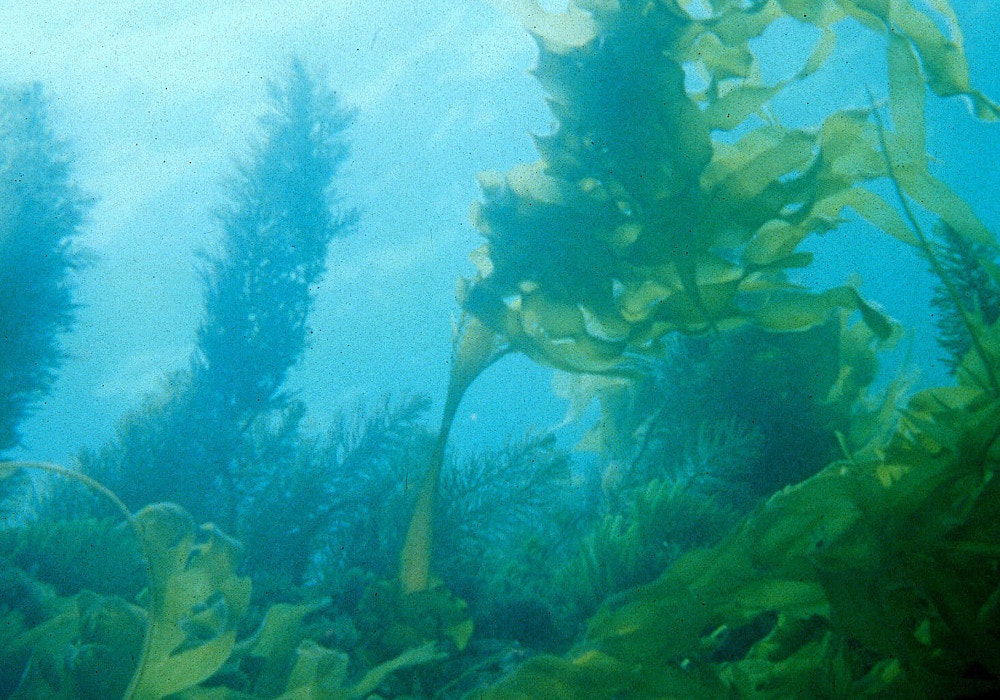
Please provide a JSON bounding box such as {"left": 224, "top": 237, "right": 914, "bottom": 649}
{"left": 460, "top": 0, "right": 997, "bottom": 376}
{"left": 397, "top": 0, "right": 1000, "bottom": 610}
{"left": 456, "top": 0, "right": 1000, "bottom": 696}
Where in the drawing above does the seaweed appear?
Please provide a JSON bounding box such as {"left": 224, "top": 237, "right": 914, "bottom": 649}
{"left": 927, "top": 222, "right": 1000, "bottom": 373}
{"left": 0, "top": 83, "right": 89, "bottom": 455}
{"left": 3, "top": 0, "right": 998, "bottom": 696}
{"left": 0, "top": 515, "right": 145, "bottom": 598}
{"left": 435, "top": 433, "right": 584, "bottom": 649}
{"left": 402, "top": 0, "right": 999, "bottom": 595}
{"left": 308, "top": 395, "right": 434, "bottom": 591}
{"left": 0, "top": 463, "right": 444, "bottom": 699}
{"left": 457, "top": 0, "right": 1000, "bottom": 696}
{"left": 574, "top": 319, "right": 877, "bottom": 500}
{"left": 557, "top": 476, "right": 735, "bottom": 618}
{"left": 471, "top": 340, "right": 1000, "bottom": 696}
{"left": 81, "top": 59, "right": 355, "bottom": 525}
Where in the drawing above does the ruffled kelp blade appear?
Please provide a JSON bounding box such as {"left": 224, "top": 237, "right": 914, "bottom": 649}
{"left": 464, "top": 0, "right": 996, "bottom": 378}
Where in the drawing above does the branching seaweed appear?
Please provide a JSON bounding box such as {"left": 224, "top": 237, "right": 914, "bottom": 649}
{"left": 313, "top": 395, "right": 434, "bottom": 588}
{"left": 0, "top": 84, "right": 89, "bottom": 455}
{"left": 927, "top": 221, "right": 1000, "bottom": 373}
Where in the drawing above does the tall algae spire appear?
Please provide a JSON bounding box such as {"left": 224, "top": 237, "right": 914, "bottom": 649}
{"left": 401, "top": 0, "right": 997, "bottom": 592}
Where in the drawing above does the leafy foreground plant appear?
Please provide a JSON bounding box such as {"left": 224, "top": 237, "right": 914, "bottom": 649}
{"left": 0, "top": 462, "right": 442, "bottom": 699}
{"left": 452, "top": 0, "right": 1000, "bottom": 692}
{"left": 468, "top": 324, "right": 1000, "bottom": 697}
{"left": 400, "top": 0, "right": 996, "bottom": 595}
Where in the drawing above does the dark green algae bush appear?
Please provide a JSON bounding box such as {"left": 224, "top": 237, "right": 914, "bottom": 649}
{"left": 4, "top": 0, "right": 1000, "bottom": 697}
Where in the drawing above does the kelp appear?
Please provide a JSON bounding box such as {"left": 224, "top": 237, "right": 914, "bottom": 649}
{"left": 0, "top": 464, "right": 443, "bottom": 699}
{"left": 400, "top": 316, "right": 507, "bottom": 592}
{"left": 457, "top": 0, "right": 1000, "bottom": 696}
{"left": 559, "top": 315, "right": 883, "bottom": 498}
{"left": 400, "top": 0, "right": 997, "bottom": 596}
{"left": 464, "top": 0, "right": 910, "bottom": 374}
{"left": 470, "top": 332, "right": 1000, "bottom": 697}
{"left": 124, "top": 504, "right": 251, "bottom": 699}
{"left": 463, "top": 0, "right": 996, "bottom": 370}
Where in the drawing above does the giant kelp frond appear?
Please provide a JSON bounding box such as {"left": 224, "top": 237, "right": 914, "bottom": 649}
{"left": 0, "top": 461, "right": 156, "bottom": 699}
{"left": 463, "top": 0, "right": 1000, "bottom": 378}
{"left": 404, "top": 0, "right": 996, "bottom": 597}
{"left": 1, "top": 464, "right": 441, "bottom": 699}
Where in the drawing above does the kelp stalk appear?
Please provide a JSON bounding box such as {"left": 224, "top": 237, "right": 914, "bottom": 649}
{"left": 399, "top": 316, "right": 508, "bottom": 593}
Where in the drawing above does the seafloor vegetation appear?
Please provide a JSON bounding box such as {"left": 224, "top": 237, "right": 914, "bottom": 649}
{"left": 2, "top": 0, "right": 1000, "bottom": 697}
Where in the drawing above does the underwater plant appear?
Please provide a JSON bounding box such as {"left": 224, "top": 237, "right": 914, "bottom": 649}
{"left": 543, "top": 315, "right": 886, "bottom": 630}
{"left": 557, "top": 476, "right": 735, "bottom": 618}
{"left": 927, "top": 221, "right": 1000, "bottom": 373}
{"left": 456, "top": 0, "right": 1000, "bottom": 693}
{"left": 469, "top": 311, "right": 1000, "bottom": 696}
{"left": 290, "top": 396, "right": 432, "bottom": 602}
{"left": 436, "top": 432, "right": 573, "bottom": 575}
{"left": 0, "top": 83, "right": 89, "bottom": 455}
{"left": 82, "top": 59, "right": 356, "bottom": 524}
{"left": 0, "top": 462, "right": 444, "bottom": 699}
{"left": 575, "top": 322, "right": 874, "bottom": 499}
{"left": 434, "top": 432, "right": 584, "bottom": 647}
{"left": 400, "top": 0, "right": 998, "bottom": 595}
{"left": 0, "top": 512, "right": 145, "bottom": 598}
{"left": 193, "top": 57, "right": 357, "bottom": 435}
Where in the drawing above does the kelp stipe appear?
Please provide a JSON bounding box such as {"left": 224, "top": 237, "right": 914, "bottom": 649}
{"left": 399, "top": 315, "right": 508, "bottom": 593}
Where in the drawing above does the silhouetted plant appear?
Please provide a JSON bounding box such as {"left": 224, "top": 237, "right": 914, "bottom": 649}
{"left": 597, "top": 323, "right": 866, "bottom": 505}
{"left": 437, "top": 432, "right": 573, "bottom": 566}
{"left": 83, "top": 59, "right": 355, "bottom": 524}
{"left": 0, "top": 83, "right": 88, "bottom": 455}
{"left": 193, "top": 58, "right": 357, "bottom": 431}
{"left": 225, "top": 395, "right": 435, "bottom": 598}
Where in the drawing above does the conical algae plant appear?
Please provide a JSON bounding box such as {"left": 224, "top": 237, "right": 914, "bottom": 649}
{"left": 399, "top": 0, "right": 998, "bottom": 603}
